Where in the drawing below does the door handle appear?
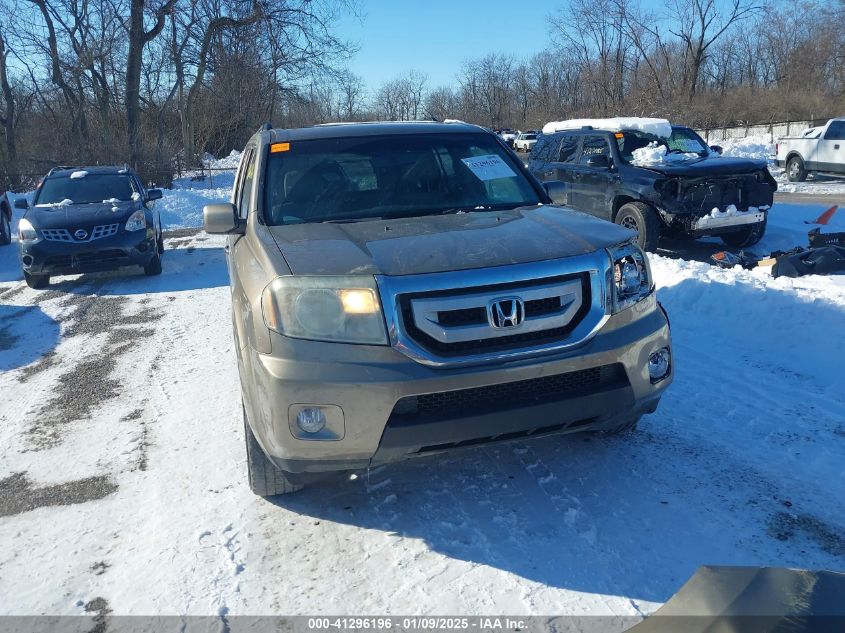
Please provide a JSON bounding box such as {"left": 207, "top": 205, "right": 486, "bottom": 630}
{"left": 836, "top": 144, "right": 841, "bottom": 150}
{"left": 572, "top": 173, "right": 583, "bottom": 181}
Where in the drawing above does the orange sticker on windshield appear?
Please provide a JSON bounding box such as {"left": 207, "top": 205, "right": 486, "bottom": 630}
{"left": 614, "top": 133, "right": 624, "bottom": 139}
{"left": 271, "top": 142, "right": 290, "bottom": 153}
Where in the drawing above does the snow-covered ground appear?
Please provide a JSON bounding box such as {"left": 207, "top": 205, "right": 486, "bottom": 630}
{"left": 1, "top": 152, "right": 844, "bottom": 623}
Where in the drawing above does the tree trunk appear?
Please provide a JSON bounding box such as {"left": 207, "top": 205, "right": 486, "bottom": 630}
{"left": 0, "top": 31, "right": 19, "bottom": 189}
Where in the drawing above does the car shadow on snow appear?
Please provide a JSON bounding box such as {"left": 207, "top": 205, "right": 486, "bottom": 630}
{"left": 265, "top": 275, "right": 845, "bottom": 605}
{"left": 43, "top": 245, "right": 229, "bottom": 296}
{"left": 0, "top": 303, "right": 61, "bottom": 372}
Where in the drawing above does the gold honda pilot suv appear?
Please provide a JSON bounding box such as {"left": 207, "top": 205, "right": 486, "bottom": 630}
{"left": 204, "top": 121, "right": 673, "bottom": 496}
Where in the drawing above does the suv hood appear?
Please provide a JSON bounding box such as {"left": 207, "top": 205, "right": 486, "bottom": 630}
{"left": 26, "top": 200, "right": 142, "bottom": 229}
{"left": 640, "top": 156, "right": 768, "bottom": 177}
{"left": 267, "top": 206, "right": 633, "bottom": 276}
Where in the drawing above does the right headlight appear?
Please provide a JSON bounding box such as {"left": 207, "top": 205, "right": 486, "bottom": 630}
{"left": 19, "top": 218, "right": 39, "bottom": 242}
{"left": 261, "top": 276, "right": 389, "bottom": 345}
{"left": 607, "top": 241, "right": 653, "bottom": 313}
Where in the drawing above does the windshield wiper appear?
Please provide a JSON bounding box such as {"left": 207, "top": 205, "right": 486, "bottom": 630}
{"left": 321, "top": 216, "right": 384, "bottom": 224}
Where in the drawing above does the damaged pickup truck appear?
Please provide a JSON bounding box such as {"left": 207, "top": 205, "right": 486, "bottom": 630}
{"left": 529, "top": 118, "right": 777, "bottom": 250}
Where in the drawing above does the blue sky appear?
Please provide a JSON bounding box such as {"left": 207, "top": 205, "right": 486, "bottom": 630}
{"left": 336, "top": 0, "right": 556, "bottom": 90}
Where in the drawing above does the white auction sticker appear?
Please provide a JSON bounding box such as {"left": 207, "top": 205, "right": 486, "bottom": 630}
{"left": 461, "top": 154, "right": 518, "bottom": 181}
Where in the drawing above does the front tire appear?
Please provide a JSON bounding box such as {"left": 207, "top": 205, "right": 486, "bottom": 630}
{"left": 0, "top": 213, "right": 11, "bottom": 245}
{"left": 615, "top": 202, "right": 661, "bottom": 252}
{"left": 244, "top": 406, "right": 304, "bottom": 496}
{"left": 720, "top": 217, "right": 767, "bottom": 248}
{"left": 599, "top": 416, "right": 640, "bottom": 436}
{"left": 24, "top": 271, "right": 49, "bottom": 289}
{"left": 786, "top": 156, "right": 807, "bottom": 182}
{"left": 143, "top": 251, "right": 162, "bottom": 276}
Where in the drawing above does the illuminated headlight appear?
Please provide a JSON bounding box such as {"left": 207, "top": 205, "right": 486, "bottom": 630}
{"left": 18, "top": 218, "right": 39, "bottom": 242}
{"left": 607, "top": 241, "right": 653, "bottom": 313}
{"left": 125, "top": 210, "right": 147, "bottom": 231}
{"left": 262, "top": 276, "right": 388, "bottom": 344}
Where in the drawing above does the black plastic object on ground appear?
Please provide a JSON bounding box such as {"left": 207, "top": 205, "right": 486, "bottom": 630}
{"left": 772, "top": 245, "right": 845, "bottom": 278}
{"left": 626, "top": 565, "right": 845, "bottom": 633}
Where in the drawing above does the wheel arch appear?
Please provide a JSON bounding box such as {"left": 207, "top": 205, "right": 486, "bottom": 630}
{"left": 611, "top": 194, "right": 639, "bottom": 221}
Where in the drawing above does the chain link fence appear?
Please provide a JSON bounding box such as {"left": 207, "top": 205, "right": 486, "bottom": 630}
{"left": 695, "top": 119, "right": 831, "bottom": 143}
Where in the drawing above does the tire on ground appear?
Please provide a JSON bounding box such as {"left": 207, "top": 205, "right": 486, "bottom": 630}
{"left": 786, "top": 156, "right": 807, "bottom": 183}
{"left": 24, "top": 272, "right": 49, "bottom": 289}
{"left": 244, "top": 406, "right": 304, "bottom": 496}
{"left": 720, "top": 216, "right": 767, "bottom": 248}
{"left": 615, "top": 202, "right": 661, "bottom": 252}
{"left": 144, "top": 251, "right": 163, "bottom": 276}
{"left": 598, "top": 416, "right": 640, "bottom": 436}
{"left": 0, "top": 212, "right": 11, "bottom": 245}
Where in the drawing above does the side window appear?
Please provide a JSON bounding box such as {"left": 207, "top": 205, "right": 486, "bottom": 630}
{"left": 558, "top": 135, "right": 579, "bottom": 163}
{"left": 578, "top": 135, "right": 610, "bottom": 165}
{"left": 237, "top": 148, "right": 257, "bottom": 218}
{"left": 824, "top": 121, "right": 845, "bottom": 140}
{"left": 531, "top": 136, "right": 548, "bottom": 159}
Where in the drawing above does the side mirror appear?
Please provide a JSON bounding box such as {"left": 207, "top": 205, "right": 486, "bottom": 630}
{"left": 13, "top": 198, "right": 28, "bottom": 210}
{"left": 543, "top": 181, "right": 568, "bottom": 205}
{"left": 710, "top": 145, "right": 723, "bottom": 155}
{"left": 203, "top": 203, "right": 244, "bottom": 234}
{"left": 146, "top": 188, "right": 163, "bottom": 201}
{"left": 586, "top": 154, "right": 610, "bottom": 169}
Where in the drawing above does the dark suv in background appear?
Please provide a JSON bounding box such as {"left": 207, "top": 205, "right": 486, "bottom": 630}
{"left": 16, "top": 166, "right": 164, "bottom": 288}
{"left": 528, "top": 123, "right": 777, "bottom": 251}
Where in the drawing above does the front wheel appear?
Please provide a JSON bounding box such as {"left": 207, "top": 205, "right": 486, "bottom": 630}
{"left": 721, "top": 218, "right": 767, "bottom": 248}
{"left": 786, "top": 156, "right": 807, "bottom": 182}
{"left": 598, "top": 416, "right": 640, "bottom": 436}
{"left": 615, "top": 202, "right": 661, "bottom": 252}
{"left": 24, "top": 271, "right": 49, "bottom": 289}
{"left": 143, "top": 251, "right": 162, "bottom": 276}
{"left": 244, "top": 406, "right": 304, "bottom": 496}
{"left": 0, "top": 213, "right": 11, "bottom": 245}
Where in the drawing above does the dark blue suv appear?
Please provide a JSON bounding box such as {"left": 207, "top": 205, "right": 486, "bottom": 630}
{"left": 16, "top": 166, "right": 164, "bottom": 288}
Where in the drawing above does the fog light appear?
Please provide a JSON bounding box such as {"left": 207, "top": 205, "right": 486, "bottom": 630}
{"left": 648, "top": 347, "right": 671, "bottom": 382}
{"left": 296, "top": 407, "right": 327, "bottom": 434}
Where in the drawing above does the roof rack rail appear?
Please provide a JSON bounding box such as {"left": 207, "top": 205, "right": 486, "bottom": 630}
{"left": 259, "top": 122, "right": 273, "bottom": 132}
{"left": 581, "top": 125, "right": 594, "bottom": 130}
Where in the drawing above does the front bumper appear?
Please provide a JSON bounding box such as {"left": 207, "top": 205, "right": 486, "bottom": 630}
{"left": 242, "top": 294, "right": 672, "bottom": 474}
{"left": 19, "top": 229, "right": 157, "bottom": 275}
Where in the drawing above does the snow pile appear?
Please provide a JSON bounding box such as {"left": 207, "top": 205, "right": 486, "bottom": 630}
{"left": 543, "top": 117, "right": 672, "bottom": 138}
{"left": 69, "top": 170, "right": 88, "bottom": 179}
{"left": 205, "top": 150, "right": 242, "bottom": 171}
{"left": 35, "top": 198, "right": 73, "bottom": 208}
{"left": 631, "top": 142, "right": 699, "bottom": 165}
{"left": 801, "top": 127, "right": 822, "bottom": 139}
{"left": 719, "top": 135, "right": 773, "bottom": 161}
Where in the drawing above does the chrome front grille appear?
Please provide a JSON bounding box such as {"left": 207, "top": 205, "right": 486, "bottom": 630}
{"left": 377, "top": 252, "right": 611, "bottom": 368}
{"left": 41, "top": 223, "right": 120, "bottom": 242}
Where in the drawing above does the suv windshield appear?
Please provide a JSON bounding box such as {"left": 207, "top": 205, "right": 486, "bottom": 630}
{"left": 36, "top": 174, "right": 138, "bottom": 205}
{"left": 263, "top": 133, "right": 541, "bottom": 224}
{"left": 617, "top": 127, "right": 710, "bottom": 163}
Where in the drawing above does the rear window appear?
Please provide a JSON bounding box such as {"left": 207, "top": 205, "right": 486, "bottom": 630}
{"left": 262, "top": 133, "right": 541, "bottom": 225}
{"left": 36, "top": 174, "right": 138, "bottom": 205}
{"left": 825, "top": 121, "right": 845, "bottom": 140}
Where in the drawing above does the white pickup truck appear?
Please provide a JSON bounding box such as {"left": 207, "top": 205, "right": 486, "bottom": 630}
{"left": 776, "top": 117, "right": 845, "bottom": 182}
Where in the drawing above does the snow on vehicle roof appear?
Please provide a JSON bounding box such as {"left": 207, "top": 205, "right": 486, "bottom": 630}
{"left": 542, "top": 117, "right": 673, "bottom": 138}
{"left": 70, "top": 170, "right": 89, "bottom": 179}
